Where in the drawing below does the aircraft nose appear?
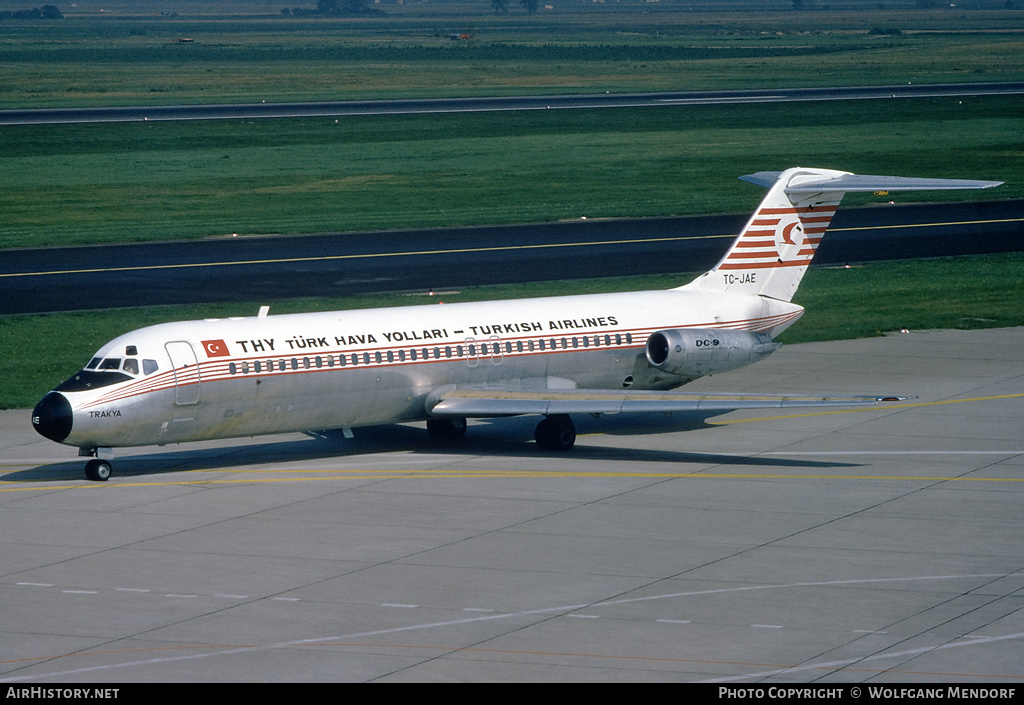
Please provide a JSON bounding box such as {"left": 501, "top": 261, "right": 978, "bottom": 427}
{"left": 32, "top": 392, "right": 73, "bottom": 443}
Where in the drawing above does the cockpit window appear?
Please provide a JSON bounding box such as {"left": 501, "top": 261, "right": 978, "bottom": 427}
{"left": 122, "top": 358, "right": 139, "bottom": 375}
{"left": 87, "top": 357, "right": 102, "bottom": 370}
{"left": 55, "top": 370, "right": 132, "bottom": 393}
{"left": 98, "top": 358, "right": 121, "bottom": 371}
{"left": 143, "top": 359, "right": 159, "bottom": 375}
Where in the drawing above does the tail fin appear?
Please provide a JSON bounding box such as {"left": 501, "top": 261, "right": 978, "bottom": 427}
{"left": 681, "top": 167, "right": 1002, "bottom": 303}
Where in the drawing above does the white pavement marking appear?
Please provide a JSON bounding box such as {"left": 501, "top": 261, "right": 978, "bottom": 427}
{"left": 698, "top": 632, "right": 1024, "bottom": 683}
{"left": 3, "top": 572, "right": 1021, "bottom": 683}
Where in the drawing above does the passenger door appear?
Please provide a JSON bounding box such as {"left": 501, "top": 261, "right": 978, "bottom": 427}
{"left": 165, "top": 341, "right": 201, "bottom": 405}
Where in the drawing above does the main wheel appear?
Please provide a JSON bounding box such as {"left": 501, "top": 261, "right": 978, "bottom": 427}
{"left": 426, "top": 417, "right": 467, "bottom": 441}
{"left": 84, "top": 458, "right": 112, "bottom": 482}
{"left": 534, "top": 415, "right": 576, "bottom": 451}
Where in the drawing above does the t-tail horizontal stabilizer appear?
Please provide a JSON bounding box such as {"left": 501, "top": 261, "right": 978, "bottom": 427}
{"left": 683, "top": 167, "right": 1003, "bottom": 303}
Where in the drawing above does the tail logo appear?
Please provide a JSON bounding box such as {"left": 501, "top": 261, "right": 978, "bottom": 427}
{"left": 775, "top": 218, "right": 805, "bottom": 262}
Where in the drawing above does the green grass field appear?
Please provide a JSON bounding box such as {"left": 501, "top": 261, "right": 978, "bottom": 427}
{"left": 2, "top": 95, "right": 1021, "bottom": 248}
{"left": 2, "top": 6, "right": 1020, "bottom": 248}
{"left": 1, "top": 4, "right": 1022, "bottom": 107}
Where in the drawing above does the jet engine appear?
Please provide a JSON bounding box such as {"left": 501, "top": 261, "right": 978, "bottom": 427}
{"left": 644, "top": 328, "right": 781, "bottom": 380}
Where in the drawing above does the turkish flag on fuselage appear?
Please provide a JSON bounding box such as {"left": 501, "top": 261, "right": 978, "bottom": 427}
{"left": 201, "top": 339, "right": 230, "bottom": 357}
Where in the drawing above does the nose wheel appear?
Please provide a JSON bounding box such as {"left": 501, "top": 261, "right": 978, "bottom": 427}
{"left": 84, "top": 458, "right": 112, "bottom": 482}
{"left": 82, "top": 447, "right": 114, "bottom": 482}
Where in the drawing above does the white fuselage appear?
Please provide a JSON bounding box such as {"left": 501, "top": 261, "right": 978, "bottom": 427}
{"left": 33, "top": 166, "right": 1001, "bottom": 482}
{"left": 48, "top": 288, "right": 802, "bottom": 450}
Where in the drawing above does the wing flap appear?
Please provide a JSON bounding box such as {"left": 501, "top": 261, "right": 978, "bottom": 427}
{"left": 428, "top": 388, "right": 897, "bottom": 418}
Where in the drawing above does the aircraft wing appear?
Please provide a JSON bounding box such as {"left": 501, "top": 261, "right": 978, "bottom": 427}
{"left": 427, "top": 388, "right": 904, "bottom": 417}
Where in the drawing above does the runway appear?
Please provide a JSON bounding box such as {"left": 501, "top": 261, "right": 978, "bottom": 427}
{"left": 3, "top": 200, "right": 1022, "bottom": 314}
{"left": 2, "top": 327, "right": 1022, "bottom": 682}
{"left": 2, "top": 82, "right": 1023, "bottom": 125}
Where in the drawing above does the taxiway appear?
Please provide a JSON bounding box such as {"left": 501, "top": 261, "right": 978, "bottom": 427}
{"left": 3, "top": 200, "right": 1021, "bottom": 314}
{"left": 2, "top": 83, "right": 1022, "bottom": 125}
{"left": 2, "top": 327, "right": 1022, "bottom": 682}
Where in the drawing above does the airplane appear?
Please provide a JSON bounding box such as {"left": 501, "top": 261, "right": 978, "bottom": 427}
{"left": 31, "top": 167, "right": 1002, "bottom": 481}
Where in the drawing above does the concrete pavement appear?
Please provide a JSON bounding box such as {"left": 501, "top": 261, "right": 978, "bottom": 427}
{"left": 2, "top": 328, "right": 1022, "bottom": 682}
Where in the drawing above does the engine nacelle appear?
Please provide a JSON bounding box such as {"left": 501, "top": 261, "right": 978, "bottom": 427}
{"left": 645, "top": 328, "right": 781, "bottom": 380}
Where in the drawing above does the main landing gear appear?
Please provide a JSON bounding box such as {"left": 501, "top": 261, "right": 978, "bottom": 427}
{"left": 426, "top": 417, "right": 468, "bottom": 441}
{"left": 534, "top": 414, "right": 576, "bottom": 451}
{"left": 426, "top": 414, "right": 577, "bottom": 451}
{"left": 80, "top": 447, "right": 113, "bottom": 482}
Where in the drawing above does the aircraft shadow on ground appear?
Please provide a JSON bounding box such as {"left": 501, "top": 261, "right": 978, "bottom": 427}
{"left": 11, "top": 412, "right": 863, "bottom": 482}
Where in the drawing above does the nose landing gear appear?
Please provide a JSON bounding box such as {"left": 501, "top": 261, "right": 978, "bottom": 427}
{"left": 81, "top": 447, "right": 114, "bottom": 482}
{"left": 84, "top": 458, "right": 112, "bottom": 482}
